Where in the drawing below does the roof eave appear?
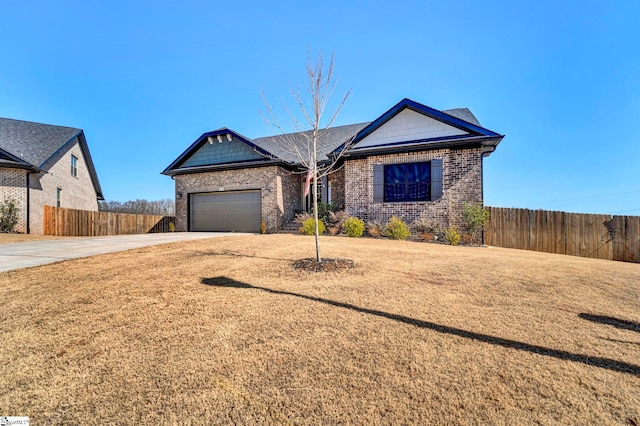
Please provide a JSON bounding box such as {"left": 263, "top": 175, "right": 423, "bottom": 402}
{"left": 0, "top": 161, "right": 41, "bottom": 172}
{"left": 344, "top": 135, "right": 504, "bottom": 158}
{"left": 162, "top": 159, "right": 291, "bottom": 176}
{"left": 0, "top": 147, "right": 41, "bottom": 172}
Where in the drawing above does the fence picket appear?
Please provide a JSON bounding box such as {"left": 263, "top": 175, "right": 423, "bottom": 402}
{"left": 485, "top": 207, "right": 639, "bottom": 263}
{"left": 43, "top": 206, "right": 174, "bottom": 237}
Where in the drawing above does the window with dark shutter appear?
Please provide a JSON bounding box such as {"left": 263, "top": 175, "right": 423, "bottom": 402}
{"left": 383, "top": 162, "right": 432, "bottom": 202}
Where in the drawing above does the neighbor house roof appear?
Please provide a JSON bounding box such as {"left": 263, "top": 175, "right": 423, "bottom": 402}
{"left": 162, "top": 98, "right": 504, "bottom": 176}
{"left": 0, "top": 117, "right": 104, "bottom": 199}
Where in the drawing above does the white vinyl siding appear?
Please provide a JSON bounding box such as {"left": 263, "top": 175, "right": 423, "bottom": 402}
{"left": 356, "top": 109, "right": 468, "bottom": 149}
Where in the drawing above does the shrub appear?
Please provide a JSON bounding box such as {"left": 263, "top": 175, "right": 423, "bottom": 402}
{"left": 343, "top": 216, "right": 365, "bottom": 237}
{"left": 0, "top": 199, "right": 19, "bottom": 233}
{"left": 168, "top": 221, "right": 175, "bottom": 232}
{"left": 444, "top": 227, "right": 461, "bottom": 245}
{"left": 294, "top": 212, "right": 313, "bottom": 227}
{"left": 300, "top": 217, "right": 325, "bottom": 235}
{"left": 411, "top": 218, "right": 442, "bottom": 242}
{"left": 316, "top": 202, "right": 338, "bottom": 223}
{"left": 325, "top": 210, "right": 349, "bottom": 235}
{"left": 462, "top": 202, "right": 490, "bottom": 241}
{"left": 260, "top": 218, "right": 266, "bottom": 234}
{"left": 384, "top": 216, "right": 410, "bottom": 240}
{"left": 366, "top": 221, "right": 384, "bottom": 238}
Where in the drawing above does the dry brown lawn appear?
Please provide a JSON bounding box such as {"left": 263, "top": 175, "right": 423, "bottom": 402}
{"left": 1, "top": 234, "right": 639, "bottom": 424}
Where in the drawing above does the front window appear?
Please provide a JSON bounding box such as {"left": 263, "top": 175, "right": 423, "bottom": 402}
{"left": 71, "top": 155, "right": 78, "bottom": 177}
{"left": 56, "top": 188, "right": 61, "bottom": 207}
{"left": 384, "top": 162, "right": 431, "bottom": 202}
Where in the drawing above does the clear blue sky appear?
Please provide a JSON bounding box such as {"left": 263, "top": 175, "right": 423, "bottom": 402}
{"left": 1, "top": 1, "right": 638, "bottom": 215}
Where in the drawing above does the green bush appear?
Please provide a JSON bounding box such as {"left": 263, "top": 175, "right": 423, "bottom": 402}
{"left": 444, "top": 227, "right": 461, "bottom": 245}
{"left": 343, "top": 216, "right": 365, "bottom": 237}
{"left": 316, "top": 202, "right": 338, "bottom": 222}
{"left": 462, "top": 202, "right": 490, "bottom": 238}
{"left": 0, "top": 199, "right": 18, "bottom": 233}
{"left": 300, "top": 217, "right": 326, "bottom": 235}
{"left": 384, "top": 216, "right": 410, "bottom": 240}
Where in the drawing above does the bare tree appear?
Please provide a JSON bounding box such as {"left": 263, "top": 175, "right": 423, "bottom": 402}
{"left": 99, "top": 198, "right": 175, "bottom": 215}
{"left": 262, "top": 51, "right": 353, "bottom": 262}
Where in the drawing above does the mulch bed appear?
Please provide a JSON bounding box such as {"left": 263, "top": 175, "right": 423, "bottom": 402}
{"left": 292, "top": 258, "right": 355, "bottom": 272}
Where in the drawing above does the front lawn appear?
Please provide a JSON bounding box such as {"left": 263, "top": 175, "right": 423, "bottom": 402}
{"left": 1, "top": 234, "right": 638, "bottom": 424}
{"left": 0, "top": 234, "right": 63, "bottom": 244}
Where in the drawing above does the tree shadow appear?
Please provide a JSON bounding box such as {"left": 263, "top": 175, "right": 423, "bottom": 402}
{"left": 579, "top": 313, "right": 640, "bottom": 333}
{"left": 202, "top": 276, "right": 253, "bottom": 288}
{"left": 198, "top": 250, "right": 292, "bottom": 262}
{"left": 202, "top": 276, "right": 640, "bottom": 376}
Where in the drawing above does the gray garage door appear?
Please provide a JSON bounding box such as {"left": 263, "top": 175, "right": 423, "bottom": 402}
{"left": 190, "top": 190, "right": 261, "bottom": 232}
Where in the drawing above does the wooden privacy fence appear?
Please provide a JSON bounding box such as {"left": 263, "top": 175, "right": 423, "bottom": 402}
{"left": 484, "top": 207, "right": 640, "bottom": 263}
{"left": 44, "top": 206, "right": 175, "bottom": 236}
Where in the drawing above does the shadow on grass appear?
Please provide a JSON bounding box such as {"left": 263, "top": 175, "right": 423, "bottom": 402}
{"left": 579, "top": 313, "right": 640, "bottom": 333}
{"left": 197, "top": 250, "right": 292, "bottom": 262}
{"left": 202, "top": 277, "right": 640, "bottom": 376}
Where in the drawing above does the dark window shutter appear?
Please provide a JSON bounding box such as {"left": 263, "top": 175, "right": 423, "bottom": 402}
{"left": 373, "top": 164, "right": 384, "bottom": 203}
{"left": 430, "top": 159, "right": 443, "bottom": 201}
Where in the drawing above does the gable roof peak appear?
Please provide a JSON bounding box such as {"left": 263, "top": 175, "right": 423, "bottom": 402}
{"left": 0, "top": 116, "right": 104, "bottom": 200}
{"left": 0, "top": 116, "right": 82, "bottom": 167}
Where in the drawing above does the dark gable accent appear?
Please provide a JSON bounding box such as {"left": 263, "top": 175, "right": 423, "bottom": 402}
{"left": 162, "top": 128, "right": 277, "bottom": 175}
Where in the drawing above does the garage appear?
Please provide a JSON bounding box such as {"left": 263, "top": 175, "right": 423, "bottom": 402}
{"left": 189, "top": 190, "right": 261, "bottom": 232}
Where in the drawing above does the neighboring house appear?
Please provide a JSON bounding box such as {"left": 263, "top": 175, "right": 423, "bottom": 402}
{"left": 162, "top": 98, "right": 504, "bottom": 233}
{"left": 0, "top": 117, "right": 104, "bottom": 234}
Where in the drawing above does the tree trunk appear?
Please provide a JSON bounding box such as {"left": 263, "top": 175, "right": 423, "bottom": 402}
{"left": 313, "top": 163, "right": 321, "bottom": 262}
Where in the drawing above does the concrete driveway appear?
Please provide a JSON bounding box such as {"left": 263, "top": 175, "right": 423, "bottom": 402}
{"left": 0, "top": 232, "right": 248, "bottom": 273}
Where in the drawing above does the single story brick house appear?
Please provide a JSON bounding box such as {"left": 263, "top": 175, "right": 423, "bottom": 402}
{"left": 162, "top": 98, "right": 504, "bottom": 233}
{"left": 0, "top": 117, "right": 104, "bottom": 234}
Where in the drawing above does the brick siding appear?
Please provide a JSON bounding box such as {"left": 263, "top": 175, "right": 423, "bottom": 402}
{"left": 174, "top": 166, "right": 300, "bottom": 232}
{"left": 28, "top": 138, "right": 99, "bottom": 234}
{"left": 327, "top": 168, "right": 345, "bottom": 209}
{"left": 344, "top": 147, "right": 483, "bottom": 229}
{"left": 0, "top": 168, "right": 28, "bottom": 233}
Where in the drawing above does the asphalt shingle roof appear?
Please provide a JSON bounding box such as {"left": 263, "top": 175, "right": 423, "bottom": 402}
{"left": 0, "top": 117, "right": 81, "bottom": 168}
{"left": 442, "top": 108, "right": 481, "bottom": 126}
{"left": 251, "top": 108, "right": 482, "bottom": 163}
{"left": 163, "top": 100, "right": 498, "bottom": 175}
{"left": 252, "top": 122, "right": 370, "bottom": 163}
